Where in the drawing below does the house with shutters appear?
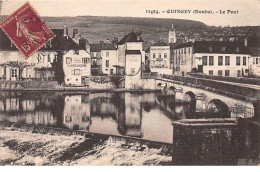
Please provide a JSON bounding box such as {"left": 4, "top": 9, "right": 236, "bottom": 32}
{"left": 148, "top": 40, "right": 172, "bottom": 75}
{"left": 0, "top": 26, "right": 90, "bottom": 84}
{"left": 173, "top": 41, "right": 250, "bottom": 77}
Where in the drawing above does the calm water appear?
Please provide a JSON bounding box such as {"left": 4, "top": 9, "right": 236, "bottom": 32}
{"left": 0, "top": 91, "right": 197, "bottom": 143}
{"left": 0, "top": 91, "right": 259, "bottom": 165}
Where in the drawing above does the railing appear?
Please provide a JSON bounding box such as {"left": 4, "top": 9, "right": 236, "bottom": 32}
{"left": 160, "top": 74, "right": 260, "bottom": 100}
{"left": 189, "top": 73, "right": 260, "bottom": 85}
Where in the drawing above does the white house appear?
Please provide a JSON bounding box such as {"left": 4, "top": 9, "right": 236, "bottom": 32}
{"left": 63, "top": 49, "right": 91, "bottom": 86}
{"left": 0, "top": 27, "right": 86, "bottom": 82}
{"left": 173, "top": 41, "right": 250, "bottom": 77}
{"left": 101, "top": 43, "right": 118, "bottom": 75}
{"left": 148, "top": 40, "right": 172, "bottom": 75}
{"left": 249, "top": 47, "right": 260, "bottom": 77}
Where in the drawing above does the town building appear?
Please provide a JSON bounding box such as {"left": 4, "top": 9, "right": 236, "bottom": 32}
{"left": 173, "top": 41, "right": 250, "bottom": 77}
{"left": 0, "top": 26, "right": 90, "bottom": 84}
{"left": 249, "top": 47, "right": 260, "bottom": 77}
{"left": 117, "top": 30, "right": 145, "bottom": 76}
{"left": 147, "top": 40, "right": 172, "bottom": 75}
{"left": 89, "top": 44, "right": 102, "bottom": 76}
{"left": 101, "top": 42, "right": 118, "bottom": 75}
{"left": 169, "top": 24, "right": 177, "bottom": 44}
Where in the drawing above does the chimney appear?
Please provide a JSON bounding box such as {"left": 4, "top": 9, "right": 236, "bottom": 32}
{"left": 73, "top": 29, "right": 78, "bottom": 38}
{"left": 64, "top": 25, "right": 68, "bottom": 38}
{"left": 244, "top": 38, "right": 248, "bottom": 47}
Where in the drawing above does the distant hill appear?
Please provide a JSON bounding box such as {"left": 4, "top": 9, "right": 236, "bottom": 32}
{"left": 0, "top": 15, "right": 207, "bottom": 46}
{"left": 0, "top": 15, "right": 259, "bottom": 48}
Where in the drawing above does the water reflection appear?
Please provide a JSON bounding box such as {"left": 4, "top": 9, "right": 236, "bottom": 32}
{"left": 0, "top": 91, "right": 196, "bottom": 143}
{"left": 0, "top": 91, "right": 237, "bottom": 143}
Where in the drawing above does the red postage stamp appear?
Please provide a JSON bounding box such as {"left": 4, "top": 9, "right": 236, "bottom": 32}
{"left": 0, "top": 2, "right": 54, "bottom": 58}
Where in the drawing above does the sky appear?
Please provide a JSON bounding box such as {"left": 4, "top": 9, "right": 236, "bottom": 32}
{"left": 0, "top": 0, "right": 260, "bottom": 26}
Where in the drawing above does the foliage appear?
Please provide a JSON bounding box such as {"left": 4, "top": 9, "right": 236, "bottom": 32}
{"left": 110, "top": 75, "right": 124, "bottom": 89}
{"left": 51, "top": 51, "right": 64, "bottom": 85}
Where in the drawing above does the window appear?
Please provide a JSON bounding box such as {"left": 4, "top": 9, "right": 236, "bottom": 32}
{"left": 236, "top": 47, "right": 240, "bottom": 52}
{"left": 74, "top": 50, "right": 79, "bottom": 55}
{"left": 209, "top": 70, "right": 213, "bottom": 76}
{"left": 243, "top": 56, "right": 246, "bottom": 66}
{"left": 82, "top": 58, "right": 88, "bottom": 64}
{"left": 202, "top": 56, "right": 207, "bottom": 66}
{"left": 209, "top": 56, "right": 214, "bottom": 66}
{"left": 208, "top": 47, "right": 212, "bottom": 52}
{"left": 131, "top": 68, "right": 135, "bottom": 74}
{"left": 11, "top": 69, "right": 18, "bottom": 77}
{"left": 158, "top": 53, "right": 161, "bottom": 58}
{"left": 164, "top": 53, "right": 167, "bottom": 58}
{"left": 221, "top": 47, "right": 226, "bottom": 52}
{"left": 225, "top": 56, "right": 230, "bottom": 66}
{"left": 153, "top": 53, "right": 156, "bottom": 58}
{"left": 110, "top": 69, "right": 113, "bottom": 75}
{"left": 256, "top": 58, "right": 259, "bottom": 64}
{"left": 218, "top": 70, "right": 223, "bottom": 76}
{"left": 74, "top": 69, "right": 80, "bottom": 75}
{"left": 47, "top": 54, "right": 51, "bottom": 62}
{"left": 106, "top": 52, "right": 109, "bottom": 57}
{"left": 236, "top": 56, "right": 241, "bottom": 66}
{"left": 106, "top": 60, "right": 109, "bottom": 68}
{"left": 218, "top": 56, "right": 223, "bottom": 66}
{"left": 225, "top": 70, "right": 230, "bottom": 76}
{"left": 66, "top": 57, "right": 72, "bottom": 64}
{"left": 237, "top": 70, "right": 241, "bottom": 77}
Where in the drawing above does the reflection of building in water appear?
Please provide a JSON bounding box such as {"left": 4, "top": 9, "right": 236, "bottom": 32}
{"left": 90, "top": 93, "right": 117, "bottom": 119}
{"left": 22, "top": 100, "right": 36, "bottom": 111}
{"left": 124, "top": 93, "right": 143, "bottom": 137}
{"left": 5, "top": 98, "right": 19, "bottom": 112}
{"left": 63, "top": 95, "right": 90, "bottom": 130}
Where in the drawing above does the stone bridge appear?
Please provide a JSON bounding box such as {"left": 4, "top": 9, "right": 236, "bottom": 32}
{"left": 154, "top": 78, "right": 256, "bottom": 119}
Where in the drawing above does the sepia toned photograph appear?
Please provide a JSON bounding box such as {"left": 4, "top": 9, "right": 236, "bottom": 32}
{"left": 0, "top": 0, "right": 259, "bottom": 166}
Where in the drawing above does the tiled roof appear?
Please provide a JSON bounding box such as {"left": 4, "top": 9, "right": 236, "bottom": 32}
{"left": 145, "top": 47, "right": 150, "bottom": 53}
{"left": 152, "top": 40, "right": 168, "bottom": 46}
{"left": 125, "top": 50, "right": 141, "bottom": 55}
{"left": 118, "top": 30, "right": 143, "bottom": 45}
{"left": 249, "top": 47, "right": 260, "bottom": 56}
{"left": 0, "top": 28, "right": 83, "bottom": 51}
{"left": 174, "top": 41, "right": 249, "bottom": 54}
{"left": 101, "top": 43, "right": 117, "bottom": 50}
{"left": 90, "top": 44, "right": 102, "bottom": 52}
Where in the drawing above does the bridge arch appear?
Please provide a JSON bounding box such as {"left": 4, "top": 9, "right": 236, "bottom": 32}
{"left": 207, "top": 99, "right": 230, "bottom": 118}
{"left": 157, "top": 83, "right": 162, "bottom": 89}
{"left": 168, "top": 86, "right": 176, "bottom": 96}
{"left": 184, "top": 91, "right": 196, "bottom": 103}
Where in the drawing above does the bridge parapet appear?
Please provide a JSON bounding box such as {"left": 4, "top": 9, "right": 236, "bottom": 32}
{"left": 160, "top": 74, "right": 260, "bottom": 102}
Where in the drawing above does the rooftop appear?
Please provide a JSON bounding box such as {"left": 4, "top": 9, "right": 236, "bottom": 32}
{"left": 125, "top": 50, "right": 141, "bottom": 55}
{"left": 0, "top": 29, "right": 84, "bottom": 51}
{"left": 117, "top": 30, "right": 143, "bottom": 45}
{"left": 174, "top": 41, "right": 249, "bottom": 54}
{"left": 152, "top": 40, "right": 169, "bottom": 46}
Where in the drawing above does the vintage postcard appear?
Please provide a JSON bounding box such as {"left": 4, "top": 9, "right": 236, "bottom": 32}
{"left": 0, "top": 0, "right": 259, "bottom": 166}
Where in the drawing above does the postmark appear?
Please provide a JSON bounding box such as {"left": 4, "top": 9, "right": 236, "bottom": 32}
{"left": 0, "top": 2, "right": 54, "bottom": 58}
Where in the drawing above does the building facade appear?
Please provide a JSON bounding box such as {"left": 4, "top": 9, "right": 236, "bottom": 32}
{"left": 0, "top": 27, "right": 90, "bottom": 83}
{"left": 148, "top": 40, "right": 172, "bottom": 75}
{"left": 173, "top": 41, "right": 250, "bottom": 77}
{"left": 63, "top": 49, "right": 91, "bottom": 86}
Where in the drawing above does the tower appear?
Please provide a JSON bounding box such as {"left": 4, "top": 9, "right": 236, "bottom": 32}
{"left": 169, "top": 24, "right": 176, "bottom": 44}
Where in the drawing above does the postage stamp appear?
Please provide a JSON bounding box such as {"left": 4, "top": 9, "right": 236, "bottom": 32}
{"left": 0, "top": 2, "right": 54, "bottom": 58}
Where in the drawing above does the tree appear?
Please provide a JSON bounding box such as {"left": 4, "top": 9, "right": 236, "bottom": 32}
{"left": 51, "top": 51, "right": 64, "bottom": 84}
{"left": 110, "top": 74, "right": 124, "bottom": 88}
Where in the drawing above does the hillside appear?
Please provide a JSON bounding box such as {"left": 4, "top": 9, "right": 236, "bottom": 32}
{"left": 0, "top": 15, "right": 207, "bottom": 47}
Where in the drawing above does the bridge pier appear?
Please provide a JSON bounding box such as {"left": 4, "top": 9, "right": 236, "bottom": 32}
{"left": 253, "top": 101, "right": 260, "bottom": 122}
